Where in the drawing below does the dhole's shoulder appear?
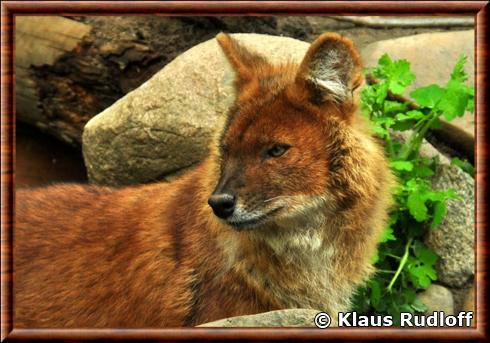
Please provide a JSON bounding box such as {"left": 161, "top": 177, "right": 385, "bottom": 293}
{"left": 16, "top": 183, "right": 117, "bottom": 213}
{"left": 16, "top": 183, "right": 116, "bottom": 198}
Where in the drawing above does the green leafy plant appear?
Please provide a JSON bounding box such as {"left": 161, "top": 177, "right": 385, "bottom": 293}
{"left": 451, "top": 157, "right": 475, "bottom": 177}
{"left": 352, "top": 54, "right": 474, "bottom": 324}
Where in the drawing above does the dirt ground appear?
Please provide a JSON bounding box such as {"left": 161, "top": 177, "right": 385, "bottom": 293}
{"left": 303, "top": 16, "right": 472, "bottom": 48}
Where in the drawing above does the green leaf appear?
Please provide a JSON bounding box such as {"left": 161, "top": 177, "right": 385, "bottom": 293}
{"left": 411, "top": 297, "right": 428, "bottom": 313}
{"left": 389, "top": 66, "right": 415, "bottom": 94}
{"left": 379, "top": 226, "right": 396, "bottom": 243}
{"left": 429, "top": 117, "right": 442, "bottom": 129}
{"left": 405, "top": 178, "right": 420, "bottom": 190}
{"left": 391, "top": 160, "right": 414, "bottom": 171}
{"left": 370, "top": 280, "right": 381, "bottom": 308}
{"left": 352, "top": 53, "right": 476, "bottom": 324}
{"left": 422, "top": 191, "right": 446, "bottom": 202}
{"left": 431, "top": 202, "right": 446, "bottom": 229}
{"left": 437, "top": 80, "right": 470, "bottom": 120}
{"left": 392, "top": 120, "right": 415, "bottom": 131}
{"left": 396, "top": 110, "right": 425, "bottom": 121}
{"left": 438, "top": 55, "right": 474, "bottom": 119}
{"left": 351, "top": 285, "right": 371, "bottom": 313}
{"left": 384, "top": 101, "right": 408, "bottom": 115}
{"left": 399, "top": 303, "right": 413, "bottom": 313}
{"left": 415, "top": 245, "right": 438, "bottom": 266}
{"left": 450, "top": 55, "right": 469, "bottom": 83}
{"left": 466, "top": 92, "right": 475, "bottom": 113}
{"left": 414, "top": 166, "right": 434, "bottom": 178}
{"left": 410, "top": 84, "right": 445, "bottom": 108}
{"left": 374, "top": 54, "right": 415, "bottom": 94}
{"left": 374, "top": 117, "right": 396, "bottom": 127}
{"left": 375, "top": 83, "right": 389, "bottom": 105}
{"left": 377, "top": 53, "right": 392, "bottom": 70}
{"left": 407, "top": 191, "right": 429, "bottom": 221}
{"left": 370, "top": 249, "right": 379, "bottom": 264}
{"left": 423, "top": 188, "right": 457, "bottom": 202}
{"left": 408, "top": 264, "right": 437, "bottom": 288}
{"left": 451, "top": 157, "right": 475, "bottom": 177}
{"left": 407, "top": 243, "right": 439, "bottom": 288}
{"left": 372, "top": 125, "right": 388, "bottom": 137}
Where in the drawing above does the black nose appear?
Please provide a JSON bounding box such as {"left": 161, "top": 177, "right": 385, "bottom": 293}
{"left": 208, "top": 193, "right": 236, "bottom": 219}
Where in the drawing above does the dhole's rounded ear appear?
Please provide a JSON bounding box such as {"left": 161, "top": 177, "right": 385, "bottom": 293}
{"left": 295, "top": 33, "right": 363, "bottom": 106}
{"left": 216, "top": 32, "right": 269, "bottom": 87}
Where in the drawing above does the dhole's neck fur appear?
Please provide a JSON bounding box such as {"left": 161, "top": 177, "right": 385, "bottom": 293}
{"left": 15, "top": 32, "right": 394, "bottom": 328}
{"left": 203, "top": 33, "right": 393, "bottom": 314}
{"left": 206, "top": 117, "right": 390, "bottom": 314}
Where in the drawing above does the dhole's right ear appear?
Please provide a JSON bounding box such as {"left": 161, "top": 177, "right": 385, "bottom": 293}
{"left": 295, "top": 33, "right": 363, "bottom": 107}
{"left": 216, "top": 32, "right": 269, "bottom": 90}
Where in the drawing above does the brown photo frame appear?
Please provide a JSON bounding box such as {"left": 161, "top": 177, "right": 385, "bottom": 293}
{"left": 1, "top": 1, "right": 488, "bottom": 341}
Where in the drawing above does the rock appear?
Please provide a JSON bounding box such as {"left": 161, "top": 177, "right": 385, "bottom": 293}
{"left": 425, "top": 162, "right": 474, "bottom": 288}
{"left": 19, "top": 16, "right": 313, "bottom": 147}
{"left": 361, "top": 30, "right": 475, "bottom": 160}
{"left": 198, "top": 309, "right": 322, "bottom": 327}
{"left": 83, "top": 34, "right": 310, "bottom": 185}
{"left": 391, "top": 130, "right": 474, "bottom": 287}
{"left": 417, "top": 284, "right": 454, "bottom": 315}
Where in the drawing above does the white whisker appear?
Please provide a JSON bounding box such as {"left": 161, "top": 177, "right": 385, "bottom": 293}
{"left": 263, "top": 195, "right": 290, "bottom": 203}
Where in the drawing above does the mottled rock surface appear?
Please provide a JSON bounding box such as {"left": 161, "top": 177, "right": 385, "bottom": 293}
{"left": 83, "top": 34, "right": 309, "bottom": 185}
{"left": 417, "top": 284, "right": 454, "bottom": 315}
{"left": 425, "top": 163, "right": 474, "bottom": 288}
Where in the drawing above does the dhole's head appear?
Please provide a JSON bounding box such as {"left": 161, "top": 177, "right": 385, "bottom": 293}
{"left": 208, "top": 32, "right": 364, "bottom": 231}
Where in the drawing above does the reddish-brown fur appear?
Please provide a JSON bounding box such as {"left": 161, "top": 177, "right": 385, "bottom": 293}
{"left": 15, "top": 32, "right": 394, "bottom": 328}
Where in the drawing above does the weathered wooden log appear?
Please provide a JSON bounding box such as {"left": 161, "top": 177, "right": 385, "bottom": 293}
{"left": 15, "top": 16, "right": 92, "bottom": 145}
{"left": 15, "top": 16, "right": 313, "bottom": 147}
{"left": 15, "top": 16, "right": 167, "bottom": 146}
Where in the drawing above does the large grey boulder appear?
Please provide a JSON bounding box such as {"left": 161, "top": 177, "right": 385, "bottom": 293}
{"left": 82, "top": 34, "right": 309, "bottom": 185}
{"left": 425, "top": 162, "right": 474, "bottom": 288}
{"left": 361, "top": 30, "right": 475, "bottom": 160}
{"left": 391, "top": 131, "right": 474, "bottom": 288}
{"left": 198, "top": 309, "right": 322, "bottom": 327}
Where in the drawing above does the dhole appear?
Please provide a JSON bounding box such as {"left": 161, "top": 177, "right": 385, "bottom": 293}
{"left": 15, "top": 32, "right": 394, "bottom": 327}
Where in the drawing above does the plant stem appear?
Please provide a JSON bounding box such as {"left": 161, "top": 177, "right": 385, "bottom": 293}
{"left": 377, "top": 269, "right": 396, "bottom": 274}
{"left": 386, "top": 253, "right": 401, "bottom": 260}
{"left": 387, "top": 237, "right": 413, "bottom": 291}
{"left": 398, "top": 110, "right": 439, "bottom": 160}
{"left": 384, "top": 125, "right": 395, "bottom": 156}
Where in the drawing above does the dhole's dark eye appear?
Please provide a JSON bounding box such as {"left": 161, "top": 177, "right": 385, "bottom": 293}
{"left": 265, "top": 144, "right": 290, "bottom": 158}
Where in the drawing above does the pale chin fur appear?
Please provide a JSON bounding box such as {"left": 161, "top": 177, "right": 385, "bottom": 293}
{"left": 243, "top": 193, "right": 344, "bottom": 311}
{"left": 225, "top": 205, "right": 283, "bottom": 231}
{"left": 224, "top": 193, "right": 329, "bottom": 232}
{"left": 244, "top": 193, "right": 335, "bottom": 255}
{"left": 217, "top": 193, "right": 343, "bottom": 311}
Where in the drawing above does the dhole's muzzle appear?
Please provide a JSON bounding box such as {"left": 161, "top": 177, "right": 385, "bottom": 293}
{"left": 208, "top": 192, "right": 236, "bottom": 219}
